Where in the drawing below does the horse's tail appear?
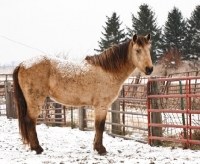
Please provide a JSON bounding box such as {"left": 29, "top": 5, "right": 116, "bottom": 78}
{"left": 13, "top": 66, "right": 29, "bottom": 144}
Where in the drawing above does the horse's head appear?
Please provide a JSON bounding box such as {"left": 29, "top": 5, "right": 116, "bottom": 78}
{"left": 130, "top": 34, "right": 153, "bottom": 75}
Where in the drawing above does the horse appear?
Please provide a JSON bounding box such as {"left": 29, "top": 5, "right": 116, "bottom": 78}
{"left": 13, "top": 34, "right": 153, "bottom": 155}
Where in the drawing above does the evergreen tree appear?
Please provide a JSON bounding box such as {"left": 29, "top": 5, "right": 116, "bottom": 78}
{"left": 95, "top": 12, "right": 126, "bottom": 52}
{"left": 162, "top": 7, "right": 187, "bottom": 58}
{"left": 186, "top": 5, "right": 200, "bottom": 58}
{"left": 127, "top": 4, "right": 162, "bottom": 63}
{"left": 185, "top": 20, "right": 195, "bottom": 58}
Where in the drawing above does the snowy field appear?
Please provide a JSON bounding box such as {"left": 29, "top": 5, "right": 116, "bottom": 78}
{"left": 0, "top": 116, "right": 200, "bottom": 164}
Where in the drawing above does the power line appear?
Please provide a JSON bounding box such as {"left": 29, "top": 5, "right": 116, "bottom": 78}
{"left": 0, "top": 35, "right": 47, "bottom": 54}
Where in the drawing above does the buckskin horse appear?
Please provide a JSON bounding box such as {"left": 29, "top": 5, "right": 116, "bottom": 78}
{"left": 13, "top": 34, "right": 153, "bottom": 155}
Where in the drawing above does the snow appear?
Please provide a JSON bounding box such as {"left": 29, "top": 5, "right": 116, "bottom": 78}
{"left": 0, "top": 116, "right": 200, "bottom": 164}
{"left": 53, "top": 57, "right": 89, "bottom": 77}
{"left": 22, "top": 55, "right": 48, "bottom": 69}
{"left": 21, "top": 54, "right": 90, "bottom": 78}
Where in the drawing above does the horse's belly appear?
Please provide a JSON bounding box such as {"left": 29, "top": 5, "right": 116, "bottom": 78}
{"left": 49, "top": 73, "right": 121, "bottom": 107}
{"left": 49, "top": 89, "right": 93, "bottom": 107}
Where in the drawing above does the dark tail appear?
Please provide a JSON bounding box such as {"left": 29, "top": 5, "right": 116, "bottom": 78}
{"left": 13, "top": 66, "right": 29, "bottom": 144}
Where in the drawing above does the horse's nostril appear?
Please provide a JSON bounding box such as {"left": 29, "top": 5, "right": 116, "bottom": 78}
{"left": 145, "top": 66, "right": 153, "bottom": 75}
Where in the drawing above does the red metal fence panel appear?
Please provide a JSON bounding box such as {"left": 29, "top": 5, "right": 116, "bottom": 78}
{"left": 147, "top": 76, "right": 200, "bottom": 148}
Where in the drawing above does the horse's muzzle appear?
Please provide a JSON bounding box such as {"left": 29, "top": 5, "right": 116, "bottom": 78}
{"left": 145, "top": 66, "right": 153, "bottom": 75}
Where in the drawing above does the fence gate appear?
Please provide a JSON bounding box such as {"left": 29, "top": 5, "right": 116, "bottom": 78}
{"left": 147, "top": 76, "right": 200, "bottom": 149}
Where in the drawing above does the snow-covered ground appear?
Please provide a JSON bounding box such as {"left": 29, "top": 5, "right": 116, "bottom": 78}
{"left": 0, "top": 116, "right": 200, "bottom": 164}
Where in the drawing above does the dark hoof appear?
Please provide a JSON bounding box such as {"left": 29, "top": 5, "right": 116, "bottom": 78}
{"left": 31, "top": 145, "right": 44, "bottom": 154}
{"left": 99, "top": 151, "right": 107, "bottom": 156}
{"left": 94, "top": 144, "right": 107, "bottom": 155}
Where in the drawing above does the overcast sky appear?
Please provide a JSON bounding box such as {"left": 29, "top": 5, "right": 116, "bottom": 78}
{"left": 0, "top": 0, "right": 199, "bottom": 65}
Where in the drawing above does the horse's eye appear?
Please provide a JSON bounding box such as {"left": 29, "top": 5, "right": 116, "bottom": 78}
{"left": 136, "top": 49, "right": 141, "bottom": 54}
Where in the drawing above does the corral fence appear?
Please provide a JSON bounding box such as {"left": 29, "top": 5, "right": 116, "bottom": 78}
{"left": 1, "top": 70, "right": 200, "bottom": 149}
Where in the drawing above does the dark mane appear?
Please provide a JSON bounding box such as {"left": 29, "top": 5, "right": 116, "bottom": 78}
{"left": 85, "top": 40, "right": 131, "bottom": 73}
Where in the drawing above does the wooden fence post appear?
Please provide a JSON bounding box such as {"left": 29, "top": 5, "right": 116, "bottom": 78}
{"left": 5, "top": 82, "right": 11, "bottom": 118}
{"left": 150, "top": 77, "right": 162, "bottom": 146}
{"left": 9, "top": 90, "right": 17, "bottom": 119}
{"left": 45, "top": 96, "right": 51, "bottom": 123}
{"left": 54, "top": 103, "right": 62, "bottom": 126}
{"left": 111, "top": 99, "right": 122, "bottom": 135}
{"left": 79, "top": 106, "right": 87, "bottom": 131}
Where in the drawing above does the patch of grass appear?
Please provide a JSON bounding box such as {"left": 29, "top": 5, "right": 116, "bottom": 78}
{"left": 192, "top": 130, "right": 200, "bottom": 140}
{"left": 191, "top": 130, "right": 200, "bottom": 150}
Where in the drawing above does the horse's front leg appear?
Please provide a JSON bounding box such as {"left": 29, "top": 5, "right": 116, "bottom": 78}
{"left": 93, "top": 107, "right": 107, "bottom": 155}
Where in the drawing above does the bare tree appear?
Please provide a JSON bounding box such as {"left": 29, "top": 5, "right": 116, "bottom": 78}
{"left": 55, "top": 51, "right": 70, "bottom": 60}
{"left": 160, "top": 47, "right": 182, "bottom": 69}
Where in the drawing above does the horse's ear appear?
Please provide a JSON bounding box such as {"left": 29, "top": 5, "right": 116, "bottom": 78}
{"left": 146, "top": 34, "right": 150, "bottom": 41}
{"left": 132, "top": 34, "right": 137, "bottom": 42}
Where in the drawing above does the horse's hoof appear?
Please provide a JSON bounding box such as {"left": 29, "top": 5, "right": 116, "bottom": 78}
{"left": 36, "top": 145, "right": 44, "bottom": 154}
{"left": 99, "top": 150, "right": 107, "bottom": 156}
{"left": 31, "top": 145, "right": 44, "bottom": 154}
{"left": 98, "top": 148, "right": 107, "bottom": 155}
{"left": 94, "top": 144, "right": 107, "bottom": 155}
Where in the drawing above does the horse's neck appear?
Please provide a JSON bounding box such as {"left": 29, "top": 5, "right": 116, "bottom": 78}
{"left": 115, "top": 43, "right": 136, "bottom": 83}
{"left": 114, "top": 63, "right": 136, "bottom": 84}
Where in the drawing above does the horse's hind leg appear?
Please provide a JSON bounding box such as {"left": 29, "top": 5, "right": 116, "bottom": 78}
{"left": 26, "top": 106, "right": 43, "bottom": 154}
{"left": 26, "top": 117, "right": 43, "bottom": 154}
{"left": 93, "top": 107, "right": 107, "bottom": 155}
